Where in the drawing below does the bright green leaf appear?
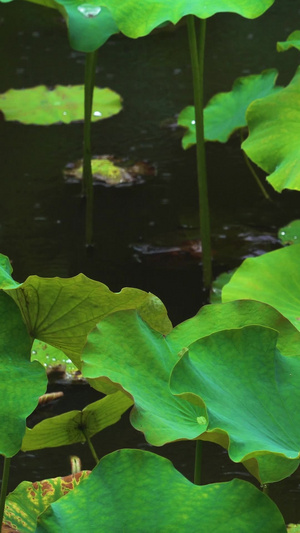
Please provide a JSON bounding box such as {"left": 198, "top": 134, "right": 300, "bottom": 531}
{"left": 36, "top": 449, "right": 286, "bottom": 532}
{"left": 2, "top": 0, "right": 275, "bottom": 51}
{"left": 242, "top": 66, "right": 300, "bottom": 192}
{"left": 278, "top": 220, "right": 300, "bottom": 245}
{"left": 21, "top": 392, "right": 133, "bottom": 451}
{"left": 3, "top": 471, "right": 90, "bottom": 533}
{"left": 0, "top": 255, "right": 172, "bottom": 370}
{"left": 0, "top": 291, "right": 47, "bottom": 457}
{"left": 277, "top": 30, "right": 300, "bottom": 52}
{"left": 31, "top": 340, "right": 78, "bottom": 374}
{"left": 81, "top": 300, "right": 300, "bottom": 446}
{"left": 0, "top": 85, "right": 122, "bottom": 125}
{"left": 210, "top": 270, "right": 235, "bottom": 303}
{"left": 171, "top": 326, "right": 300, "bottom": 483}
{"left": 178, "top": 70, "right": 280, "bottom": 147}
{"left": 222, "top": 244, "right": 300, "bottom": 332}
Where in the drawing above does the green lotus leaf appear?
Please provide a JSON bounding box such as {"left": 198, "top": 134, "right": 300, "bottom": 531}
{"left": 178, "top": 70, "right": 280, "bottom": 147}
{"left": 0, "top": 85, "right": 122, "bottom": 125}
{"left": 1, "top": 0, "right": 275, "bottom": 51}
{"left": 277, "top": 30, "right": 300, "bottom": 52}
{"left": 21, "top": 392, "right": 133, "bottom": 451}
{"left": 0, "top": 254, "right": 21, "bottom": 290}
{"left": 31, "top": 340, "right": 78, "bottom": 374}
{"left": 82, "top": 310, "right": 207, "bottom": 445}
{"left": 222, "top": 244, "right": 300, "bottom": 332}
{"left": 3, "top": 471, "right": 90, "bottom": 533}
{"left": 0, "top": 254, "right": 172, "bottom": 370}
{"left": 242, "top": 66, "right": 300, "bottom": 192}
{"left": 36, "top": 449, "right": 286, "bottom": 532}
{"left": 278, "top": 219, "right": 300, "bottom": 245}
{"left": 0, "top": 291, "right": 47, "bottom": 457}
{"left": 210, "top": 270, "right": 235, "bottom": 303}
{"left": 81, "top": 300, "right": 300, "bottom": 446}
{"left": 171, "top": 326, "right": 300, "bottom": 483}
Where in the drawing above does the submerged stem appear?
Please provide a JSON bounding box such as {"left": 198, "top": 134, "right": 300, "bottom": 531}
{"left": 0, "top": 456, "right": 11, "bottom": 529}
{"left": 194, "top": 440, "right": 202, "bottom": 485}
{"left": 240, "top": 130, "right": 271, "bottom": 201}
{"left": 83, "top": 49, "right": 98, "bottom": 245}
{"left": 187, "top": 15, "right": 212, "bottom": 289}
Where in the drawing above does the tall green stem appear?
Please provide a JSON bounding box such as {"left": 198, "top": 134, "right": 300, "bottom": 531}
{"left": 0, "top": 457, "right": 11, "bottom": 529}
{"left": 194, "top": 440, "right": 202, "bottom": 485}
{"left": 187, "top": 16, "right": 212, "bottom": 289}
{"left": 83, "top": 49, "right": 98, "bottom": 246}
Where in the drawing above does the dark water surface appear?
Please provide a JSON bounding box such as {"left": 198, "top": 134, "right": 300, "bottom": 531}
{"left": 1, "top": 0, "right": 300, "bottom": 524}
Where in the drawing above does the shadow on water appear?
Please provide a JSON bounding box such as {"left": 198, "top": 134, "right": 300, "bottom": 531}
{"left": 1, "top": 0, "right": 300, "bottom": 523}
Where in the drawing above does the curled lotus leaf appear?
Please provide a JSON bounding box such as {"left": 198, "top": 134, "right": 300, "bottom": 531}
{"left": 0, "top": 85, "right": 122, "bottom": 125}
{"left": 35, "top": 449, "right": 286, "bottom": 532}
{"left": 222, "top": 244, "right": 300, "bottom": 332}
{"left": 80, "top": 299, "right": 300, "bottom": 446}
{"left": 242, "top": 66, "right": 300, "bottom": 192}
{"left": 178, "top": 70, "right": 280, "bottom": 147}
{"left": 171, "top": 325, "right": 300, "bottom": 483}
{"left": 3, "top": 471, "right": 90, "bottom": 533}
{"left": 277, "top": 30, "right": 300, "bottom": 52}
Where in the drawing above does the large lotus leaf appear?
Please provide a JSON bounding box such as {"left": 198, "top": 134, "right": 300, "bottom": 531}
{"left": 278, "top": 219, "right": 300, "bottom": 245}
{"left": 35, "top": 449, "right": 286, "bottom": 532}
{"left": 4, "top": 0, "right": 274, "bottom": 52}
{"left": 242, "top": 66, "right": 300, "bottom": 192}
{"left": 168, "top": 299, "right": 300, "bottom": 356}
{"left": 222, "top": 244, "right": 300, "bottom": 332}
{"left": 277, "top": 30, "right": 300, "bottom": 52}
{"left": 171, "top": 326, "right": 300, "bottom": 483}
{"left": 0, "top": 85, "right": 122, "bottom": 125}
{"left": 80, "top": 300, "right": 300, "bottom": 446}
{"left": 21, "top": 392, "right": 133, "bottom": 451}
{"left": 81, "top": 310, "right": 207, "bottom": 445}
{"left": 0, "top": 291, "right": 47, "bottom": 457}
{"left": 3, "top": 471, "right": 90, "bottom": 533}
{"left": 178, "top": 70, "right": 280, "bottom": 147}
{"left": 0, "top": 255, "right": 171, "bottom": 369}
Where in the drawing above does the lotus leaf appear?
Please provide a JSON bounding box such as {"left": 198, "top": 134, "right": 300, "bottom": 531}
{"left": 171, "top": 326, "right": 300, "bottom": 483}
{"left": 278, "top": 220, "right": 300, "bottom": 245}
{"left": 31, "top": 340, "right": 78, "bottom": 374}
{"left": 0, "top": 291, "right": 47, "bottom": 457}
{"left": 1, "top": 0, "right": 275, "bottom": 51}
{"left": 3, "top": 471, "right": 90, "bottom": 533}
{"left": 35, "top": 449, "right": 286, "bottom": 532}
{"left": 178, "top": 70, "right": 280, "bottom": 147}
{"left": 0, "top": 85, "right": 122, "bottom": 125}
{"left": 0, "top": 253, "right": 172, "bottom": 369}
{"left": 277, "top": 30, "right": 300, "bottom": 52}
{"left": 21, "top": 392, "right": 133, "bottom": 450}
{"left": 242, "top": 66, "right": 300, "bottom": 192}
{"left": 222, "top": 244, "right": 300, "bottom": 332}
{"left": 81, "top": 300, "right": 300, "bottom": 446}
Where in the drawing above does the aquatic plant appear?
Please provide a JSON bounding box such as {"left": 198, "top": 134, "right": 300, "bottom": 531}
{"left": 1, "top": 247, "right": 300, "bottom": 530}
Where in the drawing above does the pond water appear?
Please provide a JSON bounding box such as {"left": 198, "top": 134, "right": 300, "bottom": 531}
{"left": 1, "top": 0, "right": 300, "bottom": 524}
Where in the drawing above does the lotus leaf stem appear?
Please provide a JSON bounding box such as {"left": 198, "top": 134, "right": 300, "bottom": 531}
{"left": 83, "top": 49, "right": 98, "bottom": 245}
{"left": 194, "top": 440, "right": 202, "bottom": 485}
{"left": 240, "top": 130, "right": 271, "bottom": 201}
{"left": 82, "top": 428, "right": 100, "bottom": 465}
{"left": 187, "top": 15, "right": 212, "bottom": 289}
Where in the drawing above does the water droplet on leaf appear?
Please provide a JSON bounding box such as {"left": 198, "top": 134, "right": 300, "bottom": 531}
{"left": 196, "top": 416, "right": 207, "bottom": 426}
{"left": 93, "top": 111, "right": 102, "bottom": 117}
{"left": 77, "top": 4, "right": 101, "bottom": 18}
